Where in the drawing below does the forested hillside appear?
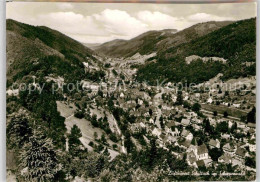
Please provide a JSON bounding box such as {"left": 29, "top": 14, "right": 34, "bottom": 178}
{"left": 6, "top": 19, "right": 105, "bottom": 86}
{"left": 95, "top": 21, "right": 232, "bottom": 58}
{"left": 136, "top": 18, "right": 256, "bottom": 85}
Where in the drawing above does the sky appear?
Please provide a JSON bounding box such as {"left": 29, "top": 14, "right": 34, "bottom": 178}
{"left": 6, "top": 2, "right": 256, "bottom": 44}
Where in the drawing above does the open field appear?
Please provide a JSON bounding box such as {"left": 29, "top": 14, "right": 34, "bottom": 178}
{"left": 201, "top": 104, "right": 248, "bottom": 119}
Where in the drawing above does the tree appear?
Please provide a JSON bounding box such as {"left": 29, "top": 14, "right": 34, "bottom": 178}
{"left": 103, "top": 147, "right": 111, "bottom": 161}
{"left": 230, "top": 122, "right": 237, "bottom": 133}
{"left": 74, "top": 110, "right": 85, "bottom": 119}
{"left": 191, "top": 137, "right": 198, "bottom": 146}
{"left": 213, "top": 111, "right": 218, "bottom": 116}
{"left": 209, "top": 148, "right": 223, "bottom": 161}
{"left": 101, "top": 133, "right": 108, "bottom": 145}
{"left": 247, "top": 107, "right": 256, "bottom": 123}
{"left": 107, "top": 98, "right": 114, "bottom": 111}
{"left": 216, "top": 121, "right": 229, "bottom": 133}
{"left": 68, "top": 125, "right": 82, "bottom": 153}
{"left": 192, "top": 103, "right": 201, "bottom": 113}
{"left": 98, "top": 89, "right": 103, "bottom": 97}
{"left": 159, "top": 116, "right": 164, "bottom": 129}
{"left": 223, "top": 111, "right": 228, "bottom": 118}
{"left": 203, "top": 118, "right": 213, "bottom": 134}
{"left": 85, "top": 152, "right": 107, "bottom": 178}
{"left": 7, "top": 112, "right": 32, "bottom": 148}
{"left": 225, "top": 91, "right": 229, "bottom": 96}
{"left": 245, "top": 156, "right": 256, "bottom": 168}
{"left": 176, "top": 91, "right": 183, "bottom": 105}
{"left": 183, "top": 101, "right": 191, "bottom": 109}
{"left": 19, "top": 130, "right": 59, "bottom": 181}
{"left": 149, "top": 109, "right": 153, "bottom": 116}
{"left": 147, "top": 139, "right": 158, "bottom": 168}
{"left": 91, "top": 114, "right": 99, "bottom": 127}
{"left": 94, "top": 132, "right": 98, "bottom": 141}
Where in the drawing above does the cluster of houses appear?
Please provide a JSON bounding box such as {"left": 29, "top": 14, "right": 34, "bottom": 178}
{"left": 75, "top": 62, "right": 256, "bottom": 173}
{"left": 115, "top": 84, "right": 256, "bottom": 171}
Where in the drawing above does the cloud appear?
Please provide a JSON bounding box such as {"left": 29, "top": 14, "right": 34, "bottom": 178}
{"left": 93, "top": 9, "right": 147, "bottom": 37}
{"left": 188, "top": 13, "right": 234, "bottom": 22}
{"left": 137, "top": 11, "right": 178, "bottom": 30}
{"left": 6, "top": 5, "right": 237, "bottom": 44}
{"left": 36, "top": 9, "right": 149, "bottom": 43}
{"left": 38, "top": 12, "right": 105, "bottom": 37}
{"left": 57, "top": 3, "right": 74, "bottom": 10}
{"left": 137, "top": 11, "right": 195, "bottom": 30}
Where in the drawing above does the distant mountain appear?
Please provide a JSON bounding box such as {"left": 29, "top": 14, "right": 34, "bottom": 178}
{"left": 83, "top": 43, "right": 102, "bottom": 50}
{"left": 94, "top": 29, "right": 177, "bottom": 58}
{"left": 6, "top": 19, "right": 102, "bottom": 84}
{"left": 136, "top": 18, "right": 256, "bottom": 85}
{"left": 95, "top": 21, "right": 232, "bottom": 58}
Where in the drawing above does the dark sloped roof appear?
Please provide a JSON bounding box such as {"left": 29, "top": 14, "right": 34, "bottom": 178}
{"left": 197, "top": 144, "right": 208, "bottom": 155}
{"left": 196, "top": 160, "right": 205, "bottom": 167}
{"left": 219, "top": 153, "right": 232, "bottom": 163}
{"left": 235, "top": 147, "right": 247, "bottom": 157}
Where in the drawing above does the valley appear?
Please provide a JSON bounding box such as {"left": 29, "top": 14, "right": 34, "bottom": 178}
{"left": 6, "top": 17, "right": 256, "bottom": 181}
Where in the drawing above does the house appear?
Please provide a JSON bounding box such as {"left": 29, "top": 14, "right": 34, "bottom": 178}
{"left": 221, "top": 133, "right": 231, "bottom": 140}
{"left": 181, "top": 129, "right": 193, "bottom": 141}
{"left": 167, "top": 135, "right": 177, "bottom": 144}
{"left": 208, "top": 139, "right": 220, "bottom": 149}
{"left": 195, "top": 93, "right": 200, "bottom": 98}
{"left": 196, "top": 160, "right": 205, "bottom": 168}
{"left": 185, "top": 112, "right": 197, "bottom": 118}
{"left": 204, "top": 159, "right": 213, "bottom": 168}
{"left": 165, "top": 122, "right": 175, "bottom": 131}
{"left": 188, "top": 144, "right": 197, "bottom": 154}
{"left": 233, "top": 103, "right": 241, "bottom": 108}
{"left": 207, "top": 97, "right": 213, "bottom": 104}
{"left": 139, "top": 122, "right": 146, "bottom": 128}
{"left": 235, "top": 147, "right": 247, "bottom": 161}
{"left": 187, "top": 151, "right": 197, "bottom": 167}
{"left": 129, "top": 123, "right": 143, "bottom": 134}
{"left": 249, "top": 144, "right": 256, "bottom": 152}
{"left": 126, "top": 100, "right": 137, "bottom": 108}
{"left": 138, "top": 98, "right": 143, "bottom": 105}
{"left": 192, "top": 118, "right": 202, "bottom": 124}
{"left": 120, "top": 92, "right": 125, "bottom": 98}
{"left": 149, "top": 118, "right": 155, "bottom": 124}
{"left": 152, "top": 128, "right": 162, "bottom": 137}
{"left": 178, "top": 139, "right": 191, "bottom": 149}
{"left": 237, "top": 122, "right": 246, "bottom": 129}
{"left": 196, "top": 144, "right": 209, "bottom": 160}
{"left": 232, "top": 158, "right": 244, "bottom": 167}
{"left": 209, "top": 118, "right": 217, "bottom": 126}
{"left": 172, "top": 128, "right": 180, "bottom": 137}
{"left": 223, "top": 143, "right": 236, "bottom": 154}
{"left": 183, "top": 96, "right": 189, "bottom": 101}
{"left": 228, "top": 121, "right": 233, "bottom": 128}
{"left": 6, "top": 89, "right": 19, "bottom": 96}
{"left": 192, "top": 124, "right": 201, "bottom": 131}
{"left": 174, "top": 114, "right": 182, "bottom": 121}
{"left": 181, "top": 118, "right": 190, "bottom": 127}
{"left": 218, "top": 153, "right": 232, "bottom": 164}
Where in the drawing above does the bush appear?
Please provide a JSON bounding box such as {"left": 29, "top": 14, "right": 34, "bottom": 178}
{"left": 74, "top": 110, "right": 85, "bottom": 119}
{"left": 192, "top": 103, "right": 201, "bottom": 113}
{"left": 223, "top": 111, "right": 228, "bottom": 118}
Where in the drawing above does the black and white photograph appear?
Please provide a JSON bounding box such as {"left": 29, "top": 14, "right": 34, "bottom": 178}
{"left": 5, "top": 1, "right": 257, "bottom": 181}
